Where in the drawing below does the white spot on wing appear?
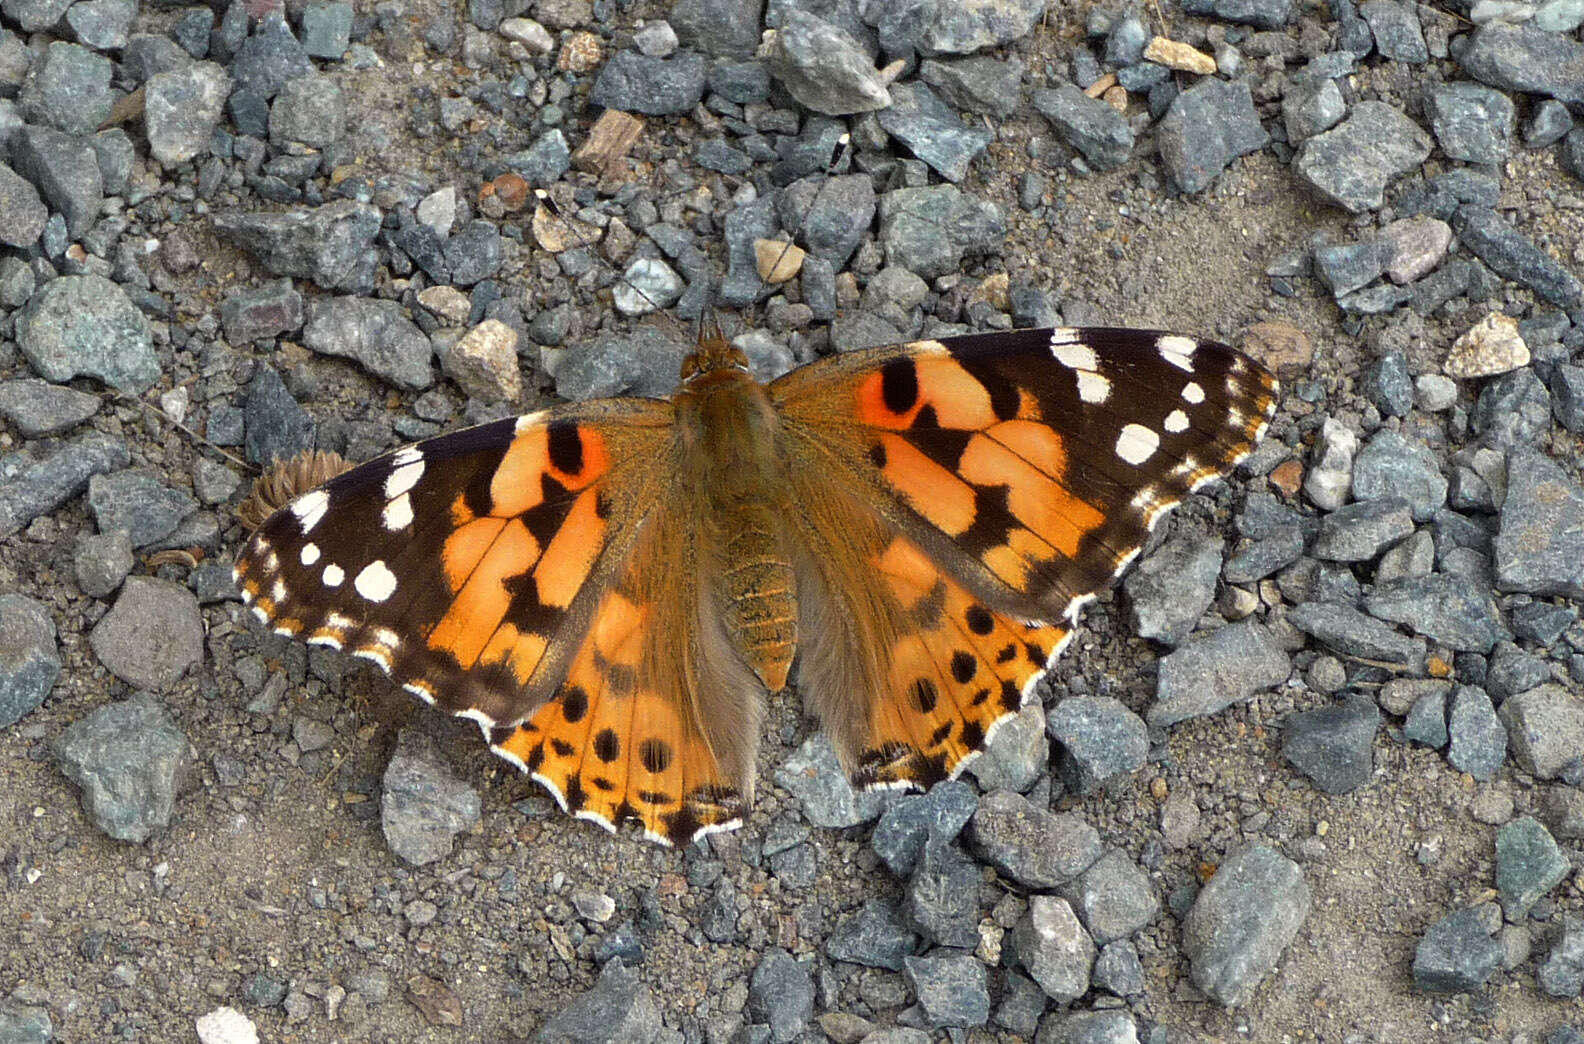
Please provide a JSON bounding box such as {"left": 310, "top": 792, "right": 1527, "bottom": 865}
{"left": 1052, "top": 340, "right": 1099, "bottom": 371}
{"left": 514, "top": 410, "right": 548, "bottom": 434}
{"left": 1164, "top": 409, "right": 1190, "bottom": 433}
{"left": 352, "top": 646, "right": 392, "bottom": 670}
{"left": 249, "top": 605, "right": 268, "bottom": 623}
{"left": 322, "top": 564, "right": 345, "bottom": 587}
{"left": 354, "top": 561, "right": 398, "bottom": 602}
{"left": 383, "top": 492, "right": 414, "bottom": 531}
{"left": 385, "top": 459, "right": 425, "bottom": 499}
{"left": 1182, "top": 381, "right": 1205, "bottom": 404}
{"left": 392, "top": 445, "right": 423, "bottom": 467}
{"left": 271, "top": 579, "right": 286, "bottom": 603}
{"left": 1076, "top": 371, "right": 1111, "bottom": 404}
{"left": 300, "top": 543, "right": 321, "bottom": 566}
{"left": 290, "top": 489, "right": 330, "bottom": 532}
{"left": 307, "top": 633, "right": 344, "bottom": 650}
{"left": 457, "top": 707, "right": 495, "bottom": 738}
{"left": 1115, "top": 423, "right": 1160, "bottom": 465}
{"left": 1158, "top": 335, "right": 1197, "bottom": 371}
{"left": 405, "top": 682, "right": 437, "bottom": 705}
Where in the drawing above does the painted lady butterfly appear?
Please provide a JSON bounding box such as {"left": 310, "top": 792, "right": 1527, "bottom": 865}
{"left": 235, "top": 325, "right": 1278, "bottom": 845}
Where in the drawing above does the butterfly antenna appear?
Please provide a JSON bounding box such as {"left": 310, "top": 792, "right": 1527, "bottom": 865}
{"left": 760, "top": 132, "right": 852, "bottom": 291}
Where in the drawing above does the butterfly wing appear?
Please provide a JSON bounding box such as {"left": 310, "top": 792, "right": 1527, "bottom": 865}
{"left": 235, "top": 400, "right": 760, "bottom": 846}
{"left": 771, "top": 327, "right": 1279, "bottom": 786}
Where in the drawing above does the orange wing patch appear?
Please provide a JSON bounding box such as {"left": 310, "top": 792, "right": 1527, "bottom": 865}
{"left": 853, "top": 535, "right": 1069, "bottom": 789}
{"left": 486, "top": 586, "right": 745, "bottom": 846}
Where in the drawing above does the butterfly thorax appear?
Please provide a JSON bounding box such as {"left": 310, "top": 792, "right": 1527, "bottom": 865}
{"left": 673, "top": 352, "right": 798, "bottom": 693}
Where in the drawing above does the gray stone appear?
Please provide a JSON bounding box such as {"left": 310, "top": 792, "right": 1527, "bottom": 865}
{"left": 1454, "top": 207, "right": 1583, "bottom": 310}
{"left": 1552, "top": 364, "right": 1584, "bottom": 434}
{"left": 776, "top": 173, "right": 874, "bottom": 268}
{"left": 20, "top": 41, "right": 112, "bottom": 135}
{"left": 380, "top": 728, "right": 482, "bottom": 866}
{"left": 1013, "top": 895, "right": 1096, "bottom": 1004}
{"left": 269, "top": 74, "right": 344, "bottom": 148}
{"left": 1281, "top": 77, "right": 1345, "bottom": 144}
{"left": 1037, "top": 1010, "right": 1140, "bottom": 1044}
{"left": 213, "top": 198, "right": 382, "bottom": 293}
{"left": 1156, "top": 78, "right": 1268, "bottom": 194}
{"left": 1425, "top": 82, "right": 1514, "bottom": 164}
{"left": 876, "top": 81, "right": 991, "bottom": 183}
{"left": 0, "top": 595, "right": 59, "bottom": 730}
{"left": 1292, "top": 101, "right": 1433, "bottom": 213}
{"left": 1539, "top": 920, "right": 1584, "bottom": 997}
{"left": 1352, "top": 430, "right": 1447, "bottom": 522}
{"left": 1122, "top": 530, "right": 1223, "bottom": 647}
{"left": 0, "top": 161, "right": 46, "bottom": 249}
{"left": 966, "top": 790, "right": 1103, "bottom": 889}
{"left": 53, "top": 693, "right": 195, "bottom": 843}
{"left": 1058, "top": 848, "right": 1159, "bottom": 946}
{"left": 1405, "top": 687, "right": 1449, "bottom": 748}
{"left": 87, "top": 469, "right": 197, "bottom": 549}
{"left": 1363, "top": 574, "right": 1509, "bottom": 653}
{"left": 532, "top": 960, "right": 661, "bottom": 1044}
{"left": 902, "top": 954, "right": 989, "bottom": 1028}
{"left": 1311, "top": 497, "right": 1414, "bottom": 561}
{"left": 870, "top": 778, "right": 978, "bottom": 876}
{"left": 221, "top": 280, "right": 303, "bottom": 344}
{"left": 878, "top": 184, "right": 1003, "bottom": 280}
{"left": 1457, "top": 22, "right": 1584, "bottom": 109}
{"left": 17, "top": 274, "right": 157, "bottom": 393}
{"left": 1413, "top": 907, "right": 1503, "bottom": 993}
{"left": 1092, "top": 941, "right": 1145, "bottom": 998}
{"left": 1313, "top": 239, "right": 1389, "bottom": 298}
{"left": 919, "top": 0, "right": 1047, "bottom": 52}
{"left": 242, "top": 364, "right": 314, "bottom": 467}
{"left": 1361, "top": 0, "right": 1427, "bottom": 61}
{"left": 1499, "top": 685, "right": 1584, "bottom": 780}
{"left": 301, "top": 0, "right": 353, "bottom": 58}
{"left": 774, "top": 732, "right": 884, "bottom": 829}
{"left": 1448, "top": 685, "right": 1506, "bottom": 781}
{"left": 145, "top": 61, "right": 230, "bottom": 167}
{"left": 918, "top": 56, "right": 1024, "bottom": 119}
{"left": 1474, "top": 369, "right": 1554, "bottom": 449}
{"left": 550, "top": 325, "right": 687, "bottom": 402}
{"left": 0, "top": 432, "right": 128, "bottom": 540}
{"left": 670, "top": 0, "right": 761, "bottom": 58}
{"left": 1524, "top": 98, "right": 1575, "bottom": 149}
{"left": 1496, "top": 815, "right": 1569, "bottom": 919}
{"left": 88, "top": 576, "right": 202, "bottom": 690}
{"left": 590, "top": 48, "right": 707, "bottom": 116}
{"left": 0, "top": 377, "right": 99, "bottom": 436}
{"left": 826, "top": 899, "right": 918, "bottom": 971}
{"left": 1282, "top": 694, "right": 1381, "bottom": 794}
{"left": 965, "top": 701, "right": 1048, "bottom": 794}
{"left": 302, "top": 296, "right": 434, "bottom": 391}
{"left": 1496, "top": 451, "right": 1584, "bottom": 599}
{"left": 1182, "top": 844, "right": 1310, "bottom": 1007}
{"left": 3, "top": 0, "right": 72, "bottom": 30}
{"left": 904, "top": 837, "right": 980, "bottom": 948}
{"left": 230, "top": 13, "right": 314, "bottom": 99}
{"left": 1031, "top": 84, "right": 1134, "bottom": 172}
{"left": 1150, "top": 620, "right": 1290, "bottom": 726}
{"left": 748, "top": 949, "right": 812, "bottom": 1043}
{"left": 1047, "top": 696, "right": 1148, "bottom": 795}
{"left": 1179, "top": 0, "right": 1294, "bottom": 27}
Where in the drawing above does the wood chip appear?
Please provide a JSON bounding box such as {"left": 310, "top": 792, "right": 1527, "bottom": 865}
{"left": 1143, "top": 36, "right": 1218, "bottom": 75}
{"left": 572, "top": 109, "right": 645, "bottom": 177}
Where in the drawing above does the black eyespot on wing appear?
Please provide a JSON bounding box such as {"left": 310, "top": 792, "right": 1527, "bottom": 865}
{"left": 880, "top": 357, "right": 919, "bottom": 414}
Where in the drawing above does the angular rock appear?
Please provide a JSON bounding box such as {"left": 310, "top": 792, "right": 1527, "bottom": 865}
{"left": 1059, "top": 848, "right": 1159, "bottom": 946}
{"left": 17, "top": 274, "right": 158, "bottom": 393}
{"left": 0, "top": 432, "right": 128, "bottom": 540}
{"left": 88, "top": 576, "right": 203, "bottom": 689}
{"left": 303, "top": 296, "right": 434, "bottom": 390}
{"left": 380, "top": 729, "right": 482, "bottom": 866}
{"left": 966, "top": 790, "right": 1103, "bottom": 890}
{"left": 876, "top": 81, "right": 991, "bottom": 183}
{"left": 145, "top": 61, "right": 231, "bottom": 167}
{"left": 1453, "top": 207, "right": 1583, "bottom": 310}
{"left": 0, "top": 595, "right": 59, "bottom": 730}
{"left": 1282, "top": 694, "right": 1381, "bottom": 794}
{"left": 878, "top": 185, "right": 1004, "bottom": 280}
{"left": 213, "top": 199, "right": 382, "bottom": 294}
{"left": 1156, "top": 78, "right": 1268, "bottom": 193}
{"left": 1292, "top": 101, "right": 1433, "bottom": 213}
{"left": 1182, "top": 845, "right": 1310, "bottom": 1007}
{"left": 1457, "top": 22, "right": 1584, "bottom": 109}
{"left": 1122, "top": 530, "right": 1223, "bottom": 647}
{"left": 1498, "top": 685, "right": 1584, "bottom": 780}
{"left": 826, "top": 899, "right": 918, "bottom": 971}
{"left": 532, "top": 960, "right": 661, "bottom": 1044}
{"left": 1495, "top": 451, "right": 1584, "bottom": 599}
{"left": 774, "top": 733, "right": 885, "bottom": 829}
{"left": 1031, "top": 84, "right": 1134, "bottom": 172}
{"left": 748, "top": 949, "right": 812, "bottom": 1043}
{"left": 1047, "top": 696, "right": 1149, "bottom": 795}
{"left": 1413, "top": 907, "right": 1503, "bottom": 993}
{"left": 1287, "top": 601, "right": 1426, "bottom": 667}
{"left": 1496, "top": 816, "right": 1569, "bottom": 919}
{"left": 767, "top": 12, "right": 886, "bottom": 116}
{"left": 1424, "top": 82, "right": 1514, "bottom": 164}
{"left": 1012, "top": 895, "right": 1096, "bottom": 1004}
{"left": 1363, "top": 575, "right": 1508, "bottom": 653}
{"left": 0, "top": 378, "right": 99, "bottom": 437}
{"left": 1311, "top": 498, "right": 1414, "bottom": 562}
{"left": 1150, "top": 620, "right": 1290, "bottom": 727}
{"left": 1448, "top": 685, "right": 1506, "bottom": 781}
{"left": 870, "top": 778, "right": 978, "bottom": 876}
{"left": 902, "top": 954, "right": 989, "bottom": 1028}
{"left": 53, "top": 693, "right": 195, "bottom": 843}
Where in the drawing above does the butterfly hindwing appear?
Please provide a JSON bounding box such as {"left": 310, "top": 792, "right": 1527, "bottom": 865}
{"left": 773, "top": 327, "right": 1279, "bottom": 788}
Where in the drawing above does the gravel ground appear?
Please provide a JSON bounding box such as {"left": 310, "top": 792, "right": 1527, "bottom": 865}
{"left": 2, "top": 0, "right": 1584, "bottom": 1041}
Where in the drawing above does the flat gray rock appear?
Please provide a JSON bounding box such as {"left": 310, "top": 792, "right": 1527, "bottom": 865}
{"left": 1182, "top": 844, "right": 1311, "bottom": 1007}
{"left": 53, "top": 693, "right": 195, "bottom": 843}
{"left": 88, "top": 576, "right": 203, "bottom": 690}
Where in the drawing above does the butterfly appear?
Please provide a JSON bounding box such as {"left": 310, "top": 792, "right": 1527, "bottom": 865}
{"left": 235, "top": 325, "right": 1278, "bottom": 846}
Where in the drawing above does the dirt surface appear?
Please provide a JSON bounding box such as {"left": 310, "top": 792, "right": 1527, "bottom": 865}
{"left": 2, "top": 0, "right": 1584, "bottom": 1041}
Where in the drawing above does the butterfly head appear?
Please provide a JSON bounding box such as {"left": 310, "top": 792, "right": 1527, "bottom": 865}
{"left": 679, "top": 332, "right": 751, "bottom": 386}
